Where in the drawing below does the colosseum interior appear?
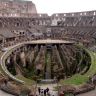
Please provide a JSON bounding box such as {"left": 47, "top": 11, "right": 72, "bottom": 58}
{"left": 0, "top": 0, "right": 96, "bottom": 96}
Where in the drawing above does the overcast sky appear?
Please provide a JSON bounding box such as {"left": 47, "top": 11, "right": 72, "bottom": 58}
{"left": 31, "top": 0, "right": 96, "bottom": 15}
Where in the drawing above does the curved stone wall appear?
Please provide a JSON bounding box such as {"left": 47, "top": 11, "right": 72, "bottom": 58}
{"left": 1, "top": 43, "right": 25, "bottom": 84}
{"left": 0, "top": 40, "right": 91, "bottom": 83}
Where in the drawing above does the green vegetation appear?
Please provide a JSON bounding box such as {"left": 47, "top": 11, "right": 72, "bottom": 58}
{"left": 0, "top": 51, "right": 5, "bottom": 75}
{"left": 85, "top": 51, "right": 96, "bottom": 76}
{"left": 60, "top": 46, "right": 96, "bottom": 85}
{"left": 45, "top": 50, "right": 51, "bottom": 79}
{"left": 60, "top": 74, "right": 89, "bottom": 85}
{"left": 16, "top": 75, "right": 36, "bottom": 86}
{"left": 1, "top": 44, "right": 96, "bottom": 87}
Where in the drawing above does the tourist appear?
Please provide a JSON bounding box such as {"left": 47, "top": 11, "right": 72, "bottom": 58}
{"left": 46, "top": 87, "right": 49, "bottom": 94}
{"left": 44, "top": 89, "right": 46, "bottom": 96}
{"left": 38, "top": 87, "right": 41, "bottom": 95}
{"left": 41, "top": 89, "right": 43, "bottom": 96}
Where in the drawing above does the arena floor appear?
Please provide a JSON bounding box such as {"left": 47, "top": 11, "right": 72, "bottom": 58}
{"left": 77, "top": 89, "right": 96, "bottom": 96}
{"left": 0, "top": 90, "right": 13, "bottom": 96}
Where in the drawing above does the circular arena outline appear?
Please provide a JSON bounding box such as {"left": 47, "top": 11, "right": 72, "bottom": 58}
{"left": 1, "top": 39, "right": 75, "bottom": 83}
{"left": 0, "top": 39, "right": 96, "bottom": 95}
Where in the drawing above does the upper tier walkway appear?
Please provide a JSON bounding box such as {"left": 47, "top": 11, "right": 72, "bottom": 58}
{"left": 26, "top": 39, "right": 75, "bottom": 44}
{"left": 2, "top": 39, "right": 75, "bottom": 51}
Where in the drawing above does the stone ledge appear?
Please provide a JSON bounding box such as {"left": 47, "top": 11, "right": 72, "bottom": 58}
{"left": 59, "top": 83, "right": 95, "bottom": 95}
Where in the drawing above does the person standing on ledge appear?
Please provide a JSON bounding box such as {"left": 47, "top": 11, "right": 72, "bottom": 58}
{"left": 38, "top": 87, "right": 41, "bottom": 95}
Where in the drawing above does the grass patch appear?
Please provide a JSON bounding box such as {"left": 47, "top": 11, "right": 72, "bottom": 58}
{"left": 60, "top": 74, "right": 88, "bottom": 85}
{"left": 16, "top": 74, "right": 36, "bottom": 86}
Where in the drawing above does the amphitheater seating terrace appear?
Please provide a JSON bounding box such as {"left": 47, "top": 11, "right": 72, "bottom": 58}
{"left": 0, "top": 2, "right": 96, "bottom": 95}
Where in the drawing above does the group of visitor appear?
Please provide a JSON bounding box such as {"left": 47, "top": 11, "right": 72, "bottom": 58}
{"left": 37, "top": 87, "right": 54, "bottom": 96}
